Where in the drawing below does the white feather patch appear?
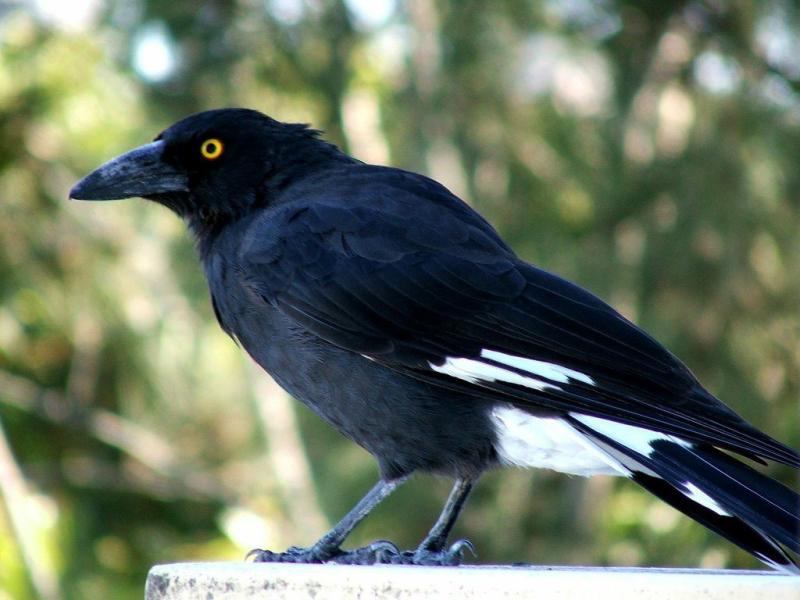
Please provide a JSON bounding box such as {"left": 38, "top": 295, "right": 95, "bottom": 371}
{"left": 571, "top": 414, "right": 689, "bottom": 456}
{"left": 681, "top": 482, "right": 731, "bottom": 516}
{"left": 481, "top": 349, "right": 595, "bottom": 385}
{"left": 430, "top": 357, "right": 560, "bottom": 391}
{"left": 572, "top": 415, "right": 732, "bottom": 516}
{"left": 490, "top": 406, "right": 624, "bottom": 476}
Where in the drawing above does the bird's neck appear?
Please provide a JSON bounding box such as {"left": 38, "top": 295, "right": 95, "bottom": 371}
{"left": 265, "top": 135, "right": 359, "bottom": 198}
{"left": 188, "top": 211, "right": 231, "bottom": 258}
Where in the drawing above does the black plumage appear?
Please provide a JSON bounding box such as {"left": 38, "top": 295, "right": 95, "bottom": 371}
{"left": 70, "top": 108, "right": 800, "bottom": 570}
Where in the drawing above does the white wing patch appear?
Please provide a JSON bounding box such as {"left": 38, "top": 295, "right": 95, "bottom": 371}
{"left": 481, "top": 350, "right": 595, "bottom": 385}
{"left": 429, "top": 350, "right": 596, "bottom": 391}
{"left": 681, "top": 482, "right": 731, "bottom": 516}
{"left": 572, "top": 414, "right": 732, "bottom": 516}
{"left": 490, "top": 406, "right": 623, "bottom": 476}
{"left": 429, "top": 357, "right": 559, "bottom": 391}
{"left": 571, "top": 413, "right": 689, "bottom": 456}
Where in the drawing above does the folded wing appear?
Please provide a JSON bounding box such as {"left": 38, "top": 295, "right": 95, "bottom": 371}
{"left": 240, "top": 165, "right": 800, "bottom": 469}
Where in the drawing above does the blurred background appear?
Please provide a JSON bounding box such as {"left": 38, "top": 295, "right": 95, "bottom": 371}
{"left": 1, "top": 0, "right": 799, "bottom": 598}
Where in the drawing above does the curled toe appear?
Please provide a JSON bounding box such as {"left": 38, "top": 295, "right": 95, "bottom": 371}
{"left": 246, "top": 544, "right": 337, "bottom": 564}
{"left": 411, "top": 538, "right": 475, "bottom": 566}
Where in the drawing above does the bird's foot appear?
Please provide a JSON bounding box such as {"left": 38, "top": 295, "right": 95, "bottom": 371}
{"left": 332, "top": 538, "right": 474, "bottom": 566}
{"left": 248, "top": 543, "right": 341, "bottom": 564}
{"left": 248, "top": 539, "right": 474, "bottom": 566}
{"left": 410, "top": 539, "right": 475, "bottom": 566}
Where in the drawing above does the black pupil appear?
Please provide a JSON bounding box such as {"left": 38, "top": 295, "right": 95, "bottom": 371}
{"left": 206, "top": 142, "right": 217, "bottom": 154}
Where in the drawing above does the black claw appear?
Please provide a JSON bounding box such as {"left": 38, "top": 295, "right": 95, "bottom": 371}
{"left": 368, "top": 539, "right": 402, "bottom": 563}
{"left": 410, "top": 538, "right": 475, "bottom": 566}
{"left": 327, "top": 540, "right": 401, "bottom": 565}
{"left": 247, "top": 548, "right": 290, "bottom": 562}
{"left": 450, "top": 538, "right": 476, "bottom": 557}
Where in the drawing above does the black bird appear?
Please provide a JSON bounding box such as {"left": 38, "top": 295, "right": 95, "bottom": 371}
{"left": 70, "top": 108, "right": 800, "bottom": 571}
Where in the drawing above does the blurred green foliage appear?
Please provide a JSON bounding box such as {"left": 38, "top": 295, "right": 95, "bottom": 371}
{"left": 1, "top": 1, "right": 799, "bottom": 598}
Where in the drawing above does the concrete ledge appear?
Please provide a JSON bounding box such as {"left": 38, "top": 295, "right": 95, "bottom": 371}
{"left": 145, "top": 562, "right": 799, "bottom": 599}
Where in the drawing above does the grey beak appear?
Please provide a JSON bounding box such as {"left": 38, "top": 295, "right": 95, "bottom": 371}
{"left": 69, "top": 140, "right": 189, "bottom": 201}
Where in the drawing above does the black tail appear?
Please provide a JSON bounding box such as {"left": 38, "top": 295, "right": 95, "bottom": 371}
{"left": 569, "top": 416, "right": 800, "bottom": 572}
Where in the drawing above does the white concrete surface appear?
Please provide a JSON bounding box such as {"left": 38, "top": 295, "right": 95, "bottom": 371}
{"left": 145, "top": 562, "right": 800, "bottom": 600}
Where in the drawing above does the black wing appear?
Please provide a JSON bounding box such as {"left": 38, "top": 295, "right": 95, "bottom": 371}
{"left": 240, "top": 165, "right": 800, "bottom": 468}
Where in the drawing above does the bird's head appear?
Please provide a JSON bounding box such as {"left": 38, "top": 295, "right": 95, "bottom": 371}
{"left": 70, "top": 108, "right": 346, "bottom": 237}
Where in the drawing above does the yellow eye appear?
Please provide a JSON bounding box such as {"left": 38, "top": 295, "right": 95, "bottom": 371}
{"left": 200, "top": 138, "right": 224, "bottom": 160}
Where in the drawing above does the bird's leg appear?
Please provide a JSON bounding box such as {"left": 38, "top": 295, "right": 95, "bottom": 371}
{"left": 250, "top": 476, "right": 476, "bottom": 566}
{"left": 405, "top": 477, "right": 475, "bottom": 565}
{"left": 417, "top": 477, "right": 474, "bottom": 553}
{"left": 249, "top": 476, "right": 408, "bottom": 564}
{"left": 326, "top": 477, "right": 476, "bottom": 566}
